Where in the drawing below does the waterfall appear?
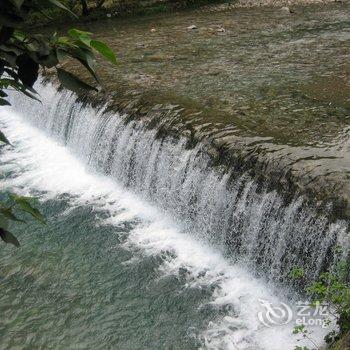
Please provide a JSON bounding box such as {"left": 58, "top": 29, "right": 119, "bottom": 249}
{"left": 7, "top": 80, "right": 349, "bottom": 283}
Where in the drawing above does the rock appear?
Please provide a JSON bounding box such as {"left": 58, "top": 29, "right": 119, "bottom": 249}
{"left": 187, "top": 24, "right": 197, "bottom": 30}
{"left": 145, "top": 53, "right": 175, "bottom": 62}
{"left": 281, "top": 6, "right": 294, "bottom": 13}
{"left": 126, "top": 73, "right": 155, "bottom": 86}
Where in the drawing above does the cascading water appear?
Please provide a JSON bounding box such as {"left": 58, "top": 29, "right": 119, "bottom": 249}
{"left": 8, "top": 80, "right": 349, "bottom": 282}
{"left": 0, "top": 79, "right": 348, "bottom": 349}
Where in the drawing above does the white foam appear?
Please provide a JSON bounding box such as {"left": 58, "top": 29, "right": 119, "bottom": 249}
{"left": 0, "top": 107, "right": 332, "bottom": 349}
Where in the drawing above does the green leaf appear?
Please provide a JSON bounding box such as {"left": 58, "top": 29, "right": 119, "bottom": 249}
{"left": 0, "top": 98, "right": 11, "bottom": 106}
{"left": 56, "top": 48, "right": 67, "bottom": 61}
{"left": 57, "top": 68, "right": 97, "bottom": 94}
{"left": 55, "top": 36, "right": 71, "bottom": 45}
{"left": 0, "top": 43, "right": 23, "bottom": 55}
{"left": 46, "top": 0, "right": 77, "bottom": 18}
{"left": 59, "top": 46, "right": 98, "bottom": 81}
{"left": 0, "top": 207, "right": 25, "bottom": 223}
{"left": 289, "top": 267, "right": 304, "bottom": 279}
{"left": 0, "top": 50, "right": 17, "bottom": 66}
{"left": 16, "top": 53, "right": 39, "bottom": 87}
{"left": 19, "top": 88, "right": 41, "bottom": 102}
{"left": 68, "top": 29, "right": 92, "bottom": 47}
{"left": 0, "top": 129, "right": 11, "bottom": 145}
{"left": 4, "top": 67, "right": 19, "bottom": 80}
{"left": 0, "top": 227, "right": 20, "bottom": 247}
{"left": 12, "top": 29, "right": 26, "bottom": 41}
{"left": 90, "top": 40, "right": 117, "bottom": 64}
{"left": 9, "top": 0, "right": 25, "bottom": 10}
{"left": 0, "top": 213, "right": 9, "bottom": 229}
{"left": 1, "top": 78, "right": 40, "bottom": 102}
{"left": 36, "top": 51, "right": 59, "bottom": 68}
{"left": 292, "top": 325, "right": 305, "bottom": 334}
{"left": 11, "top": 195, "right": 46, "bottom": 224}
{"left": 68, "top": 29, "right": 92, "bottom": 37}
{"left": 32, "top": 34, "right": 51, "bottom": 57}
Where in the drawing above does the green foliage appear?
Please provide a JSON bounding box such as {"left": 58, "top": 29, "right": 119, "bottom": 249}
{"left": 0, "top": 0, "right": 117, "bottom": 99}
{"left": 293, "top": 324, "right": 319, "bottom": 350}
{"left": 0, "top": 196, "right": 45, "bottom": 247}
{"left": 0, "top": 129, "right": 11, "bottom": 144}
{"left": 25, "top": 0, "right": 107, "bottom": 20}
{"left": 0, "top": 227, "right": 20, "bottom": 247}
{"left": 0, "top": 0, "right": 117, "bottom": 246}
{"left": 307, "top": 264, "right": 350, "bottom": 336}
{"left": 291, "top": 256, "right": 350, "bottom": 350}
{"left": 10, "top": 195, "right": 46, "bottom": 224}
{"left": 57, "top": 67, "right": 97, "bottom": 93}
{"left": 90, "top": 40, "right": 117, "bottom": 64}
{"left": 293, "top": 324, "right": 307, "bottom": 335}
{"left": 290, "top": 266, "right": 305, "bottom": 279}
{"left": 1, "top": 0, "right": 117, "bottom": 100}
{"left": 26, "top": 0, "right": 229, "bottom": 26}
{"left": 46, "top": 0, "right": 78, "bottom": 17}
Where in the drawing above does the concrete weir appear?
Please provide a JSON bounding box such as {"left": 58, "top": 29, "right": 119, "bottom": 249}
{"left": 21, "top": 0, "right": 347, "bottom": 283}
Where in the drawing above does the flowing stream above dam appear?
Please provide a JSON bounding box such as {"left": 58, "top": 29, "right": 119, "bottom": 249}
{"left": 66, "top": 2, "right": 350, "bottom": 147}
{"left": 0, "top": 81, "right": 348, "bottom": 349}
{"left": 58, "top": 1, "right": 350, "bottom": 215}
{"left": 6, "top": 82, "right": 349, "bottom": 282}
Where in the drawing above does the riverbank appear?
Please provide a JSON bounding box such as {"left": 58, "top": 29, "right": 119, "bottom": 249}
{"left": 28, "top": 0, "right": 345, "bottom": 27}
{"left": 205, "top": 0, "right": 345, "bottom": 9}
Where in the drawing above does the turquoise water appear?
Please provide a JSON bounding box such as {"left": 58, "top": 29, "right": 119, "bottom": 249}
{"left": 0, "top": 106, "right": 333, "bottom": 349}
{"left": 0, "top": 197, "right": 210, "bottom": 349}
